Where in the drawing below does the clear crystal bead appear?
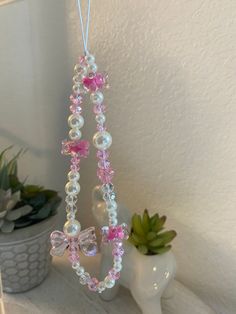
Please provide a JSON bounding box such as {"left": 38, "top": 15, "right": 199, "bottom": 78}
{"left": 79, "top": 272, "right": 90, "bottom": 285}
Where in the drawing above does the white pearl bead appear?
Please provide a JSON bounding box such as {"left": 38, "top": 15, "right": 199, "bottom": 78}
{"left": 85, "top": 54, "right": 95, "bottom": 64}
{"left": 63, "top": 220, "right": 81, "bottom": 237}
{"left": 68, "top": 114, "right": 84, "bottom": 129}
{"left": 65, "top": 181, "right": 80, "bottom": 195}
{"left": 68, "top": 171, "right": 80, "bottom": 182}
{"left": 113, "top": 262, "right": 122, "bottom": 272}
{"left": 95, "top": 114, "right": 106, "bottom": 125}
{"left": 93, "top": 131, "right": 112, "bottom": 150}
{"left": 106, "top": 200, "right": 118, "bottom": 212}
{"left": 104, "top": 276, "right": 115, "bottom": 288}
{"left": 90, "top": 91, "right": 104, "bottom": 104}
{"left": 69, "top": 128, "right": 82, "bottom": 141}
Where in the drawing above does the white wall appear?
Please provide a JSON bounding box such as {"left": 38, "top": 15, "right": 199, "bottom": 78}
{"left": 0, "top": 1, "right": 236, "bottom": 314}
{"left": 66, "top": 1, "right": 236, "bottom": 313}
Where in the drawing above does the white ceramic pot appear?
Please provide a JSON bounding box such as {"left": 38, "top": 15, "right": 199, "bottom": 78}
{"left": 0, "top": 215, "right": 57, "bottom": 293}
{"left": 100, "top": 242, "right": 176, "bottom": 314}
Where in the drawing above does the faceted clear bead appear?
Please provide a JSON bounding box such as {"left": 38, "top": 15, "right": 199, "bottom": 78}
{"left": 106, "top": 200, "right": 118, "bottom": 212}
{"left": 113, "top": 262, "right": 122, "bottom": 272}
{"left": 108, "top": 212, "right": 117, "bottom": 220}
{"left": 114, "top": 256, "right": 122, "bottom": 263}
{"left": 72, "top": 262, "right": 80, "bottom": 270}
{"left": 104, "top": 276, "right": 115, "bottom": 288}
{"left": 90, "top": 91, "right": 104, "bottom": 104}
{"left": 102, "top": 183, "right": 114, "bottom": 193}
{"left": 63, "top": 220, "right": 81, "bottom": 237}
{"left": 68, "top": 114, "right": 84, "bottom": 129}
{"left": 65, "top": 181, "right": 80, "bottom": 196}
{"left": 79, "top": 272, "right": 90, "bottom": 285}
{"left": 65, "top": 195, "right": 77, "bottom": 205}
{"left": 69, "top": 128, "right": 82, "bottom": 141}
{"left": 74, "top": 64, "right": 87, "bottom": 75}
{"left": 97, "top": 281, "right": 106, "bottom": 293}
{"left": 88, "top": 63, "right": 98, "bottom": 73}
{"left": 95, "top": 113, "right": 106, "bottom": 125}
{"left": 93, "top": 131, "right": 112, "bottom": 150}
{"left": 67, "top": 212, "right": 75, "bottom": 220}
{"left": 68, "top": 171, "right": 80, "bottom": 182}
{"left": 109, "top": 217, "right": 118, "bottom": 226}
{"left": 76, "top": 266, "right": 85, "bottom": 276}
{"left": 85, "top": 54, "right": 95, "bottom": 64}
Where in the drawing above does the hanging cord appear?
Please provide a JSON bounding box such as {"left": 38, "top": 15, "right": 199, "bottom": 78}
{"left": 76, "top": 0, "right": 91, "bottom": 55}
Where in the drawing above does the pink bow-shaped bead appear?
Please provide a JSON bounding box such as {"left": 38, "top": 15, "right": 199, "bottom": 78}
{"left": 50, "top": 226, "right": 97, "bottom": 257}
{"left": 101, "top": 224, "right": 129, "bottom": 244}
{"left": 83, "top": 73, "right": 108, "bottom": 91}
{"left": 61, "top": 139, "right": 90, "bottom": 158}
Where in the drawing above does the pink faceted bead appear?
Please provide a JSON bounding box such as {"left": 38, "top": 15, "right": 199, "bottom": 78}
{"left": 83, "top": 73, "right": 106, "bottom": 92}
{"left": 112, "top": 247, "right": 124, "bottom": 257}
{"left": 109, "top": 269, "right": 120, "bottom": 280}
{"left": 96, "top": 150, "right": 109, "bottom": 159}
{"left": 97, "top": 168, "right": 114, "bottom": 184}
{"left": 68, "top": 253, "right": 79, "bottom": 263}
{"left": 88, "top": 278, "right": 99, "bottom": 292}
{"left": 62, "top": 140, "right": 90, "bottom": 158}
{"left": 93, "top": 104, "right": 106, "bottom": 114}
{"left": 98, "top": 160, "right": 111, "bottom": 169}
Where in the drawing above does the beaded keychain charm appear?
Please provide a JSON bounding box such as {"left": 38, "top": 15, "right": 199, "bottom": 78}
{"left": 50, "top": 0, "right": 128, "bottom": 293}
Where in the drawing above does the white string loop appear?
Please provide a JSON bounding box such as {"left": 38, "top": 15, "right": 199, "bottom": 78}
{"left": 76, "top": 0, "right": 91, "bottom": 55}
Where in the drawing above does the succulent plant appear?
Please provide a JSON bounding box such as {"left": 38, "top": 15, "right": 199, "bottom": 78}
{"left": 129, "top": 209, "right": 177, "bottom": 255}
{"left": 0, "top": 147, "right": 61, "bottom": 233}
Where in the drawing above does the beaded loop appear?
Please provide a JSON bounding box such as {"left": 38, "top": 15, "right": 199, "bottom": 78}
{"left": 50, "top": 54, "right": 128, "bottom": 293}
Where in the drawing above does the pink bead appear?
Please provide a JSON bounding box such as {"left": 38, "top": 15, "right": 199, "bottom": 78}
{"left": 96, "top": 150, "right": 109, "bottom": 159}
{"left": 68, "top": 253, "right": 80, "bottom": 263}
{"left": 62, "top": 140, "right": 90, "bottom": 158}
{"left": 93, "top": 104, "right": 106, "bottom": 114}
{"left": 109, "top": 269, "right": 120, "bottom": 280}
{"left": 97, "top": 168, "right": 114, "bottom": 183}
{"left": 83, "top": 73, "right": 106, "bottom": 92}
{"left": 112, "top": 247, "right": 124, "bottom": 257}
{"left": 70, "top": 104, "right": 82, "bottom": 114}
{"left": 98, "top": 160, "right": 111, "bottom": 169}
{"left": 96, "top": 125, "right": 106, "bottom": 132}
{"left": 88, "top": 278, "right": 99, "bottom": 292}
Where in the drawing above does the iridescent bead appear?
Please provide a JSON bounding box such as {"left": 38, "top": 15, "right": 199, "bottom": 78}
{"left": 114, "top": 256, "right": 122, "bottom": 263}
{"left": 108, "top": 212, "right": 117, "bottom": 220}
{"left": 65, "top": 181, "right": 80, "bottom": 195}
{"left": 90, "top": 91, "right": 104, "bottom": 104}
{"left": 109, "top": 269, "right": 120, "bottom": 280}
{"left": 68, "top": 114, "right": 84, "bottom": 129}
{"left": 103, "top": 192, "right": 116, "bottom": 201}
{"left": 74, "top": 64, "right": 87, "bottom": 75}
{"left": 79, "top": 272, "right": 90, "bottom": 285}
{"left": 65, "top": 195, "right": 77, "bottom": 205}
{"left": 88, "top": 278, "right": 99, "bottom": 292}
{"left": 67, "top": 212, "right": 75, "bottom": 220}
{"left": 93, "top": 131, "right": 112, "bottom": 150}
{"left": 113, "top": 262, "right": 122, "bottom": 272}
{"left": 95, "top": 113, "right": 106, "bottom": 124}
{"left": 88, "top": 63, "right": 98, "bottom": 73}
{"left": 102, "top": 183, "right": 114, "bottom": 193}
{"left": 63, "top": 220, "right": 81, "bottom": 237}
{"left": 112, "top": 247, "right": 124, "bottom": 257}
{"left": 68, "top": 171, "right": 80, "bottom": 182}
{"left": 69, "top": 128, "right": 82, "bottom": 141}
{"left": 76, "top": 266, "right": 85, "bottom": 276}
{"left": 104, "top": 276, "right": 115, "bottom": 288}
{"left": 85, "top": 54, "right": 95, "bottom": 64}
{"left": 97, "top": 281, "right": 106, "bottom": 293}
{"left": 106, "top": 200, "right": 118, "bottom": 212}
{"left": 109, "top": 217, "right": 118, "bottom": 226}
{"left": 66, "top": 205, "right": 77, "bottom": 214}
{"left": 72, "top": 262, "right": 80, "bottom": 270}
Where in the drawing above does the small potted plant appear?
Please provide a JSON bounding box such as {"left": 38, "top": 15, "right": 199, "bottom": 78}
{"left": 0, "top": 147, "right": 61, "bottom": 293}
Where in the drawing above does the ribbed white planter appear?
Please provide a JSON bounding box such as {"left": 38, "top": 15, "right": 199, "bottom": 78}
{"left": 0, "top": 215, "right": 57, "bottom": 293}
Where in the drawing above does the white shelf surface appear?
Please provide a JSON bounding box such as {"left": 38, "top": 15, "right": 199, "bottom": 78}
{"left": 4, "top": 254, "right": 141, "bottom": 314}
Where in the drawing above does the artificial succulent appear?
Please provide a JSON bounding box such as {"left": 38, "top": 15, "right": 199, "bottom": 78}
{"left": 129, "top": 209, "right": 177, "bottom": 255}
{"left": 0, "top": 147, "right": 61, "bottom": 233}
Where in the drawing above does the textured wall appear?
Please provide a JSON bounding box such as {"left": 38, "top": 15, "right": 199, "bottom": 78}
{"left": 66, "top": 1, "right": 236, "bottom": 314}
{"left": 0, "top": 1, "right": 236, "bottom": 314}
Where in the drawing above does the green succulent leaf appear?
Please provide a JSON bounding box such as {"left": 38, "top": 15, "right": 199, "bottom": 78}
{"left": 157, "top": 230, "right": 177, "bottom": 244}
{"left": 152, "top": 216, "right": 167, "bottom": 233}
{"left": 137, "top": 245, "right": 148, "bottom": 255}
{"left": 142, "top": 209, "right": 150, "bottom": 233}
{"left": 146, "top": 231, "right": 157, "bottom": 241}
{"left": 148, "top": 237, "right": 164, "bottom": 248}
{"left": 0, "top": 165, "right": 10, "bottom": 190}
{"left": 131, "top": 233, "right": 147, "bottom": 245}
{"left": 132, "top": 213, "right": 145, "bottom": 237}
{"left": 151, "top": 245, "right": 172, "bottom": 254}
